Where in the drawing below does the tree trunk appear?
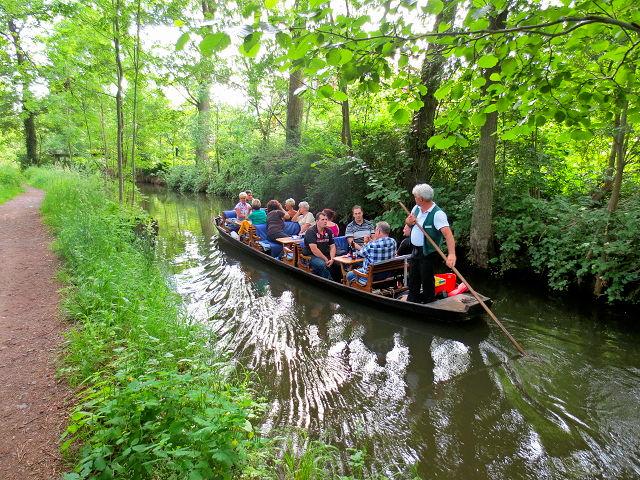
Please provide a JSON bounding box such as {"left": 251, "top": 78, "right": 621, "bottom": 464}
{"left": 606, "top": 99, "right": 628, "bottom": 215}
{"left": 195, "top": 85, "right": 211, "bottom": 164}
{"left": 286, "top": 69, "right": 304, "bottom": 146}
{"left": 407, "top": 5, "right": 455, "bottom": 186}
{"left": 341, "top": 86, "right": 352, "bottom": 153}
{"left": 8, "top": 19, "right": 38, "bottom": 167}
{"left": 469, "top": 8, "right": 508, "bottom": 268}
{"left": 130, "top": 0, "right": 141, "bottom": 204}
{"left": 114, "top": 0, "right": 125, "bottom": 202}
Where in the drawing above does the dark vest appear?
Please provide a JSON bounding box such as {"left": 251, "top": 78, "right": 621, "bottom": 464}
{"left": 412, "top": 205, "right": 443, "bottom": 255}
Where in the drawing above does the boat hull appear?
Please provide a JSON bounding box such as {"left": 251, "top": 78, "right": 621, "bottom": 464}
{"left": 215, "top": 225, "right": 490, "bottom": 323}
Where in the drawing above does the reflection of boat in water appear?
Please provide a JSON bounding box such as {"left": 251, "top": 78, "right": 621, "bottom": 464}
{"left": 215, "top": 222, "right": 491, "bottom": 323}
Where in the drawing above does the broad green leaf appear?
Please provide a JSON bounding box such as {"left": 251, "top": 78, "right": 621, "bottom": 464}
{"left": 290, "top": 40, "right": 311, "bottom": 60}
{"left": 471, "top": 112, "right": 487, "bottom": 127}
{"left": 309, "top": 58, "right": 326, "bottom": 70}
{"left": 570, "top": 129, "right": 593, "bottom": 141}
{"left": 472, "top": 77, "right": 486, "bottom": 88}
{"left": 339, "top": 49, "right": 353, "bottom": 65}
{"left": 176, "top": 32, "right": 190, "bottom": 51}
{"left": 423, "top": 0, "right": 444, "bottom": 15}
{"left": 276, "top": 32, "right": 292, "bottom": 48}
{"left": 265, "top": 0, "right": 278, "bottom": 9}
{"left": 393, "top": 108, "right": 411, "bottom": 124}
{"left": 535, "top": 115, "right": 546, "bottom": 126}
{"left": 408, "top": 99, "right": 424, "bottom": 110}
{"left": 174, "top": 19, "right": 185, "bottom": 27}
{"left": 317, "top": 84, "right": 334, "bottom": 98}
{"left": 434, "top": 83, "right": 451, "bottom": 100}
{"left": 489, "top": 72, "right": 501, "bottom": 81}
{"left": 477, "top": 54, "right": 499, "bottom": 68}
{"left": 501, "top": 57, "right": 517, "bottom": 76}
{"left": 435, "top": 135, "right": 456, "bottom": 149}
{"left": 554, "top": 110, "right": 566, "bottom": 123}
{"left": 309, "top": 0, "right": 325, "bottom": 7}
{"left": 416, "top": 85, "right": 428, "bottom": 95}
{"left": 200, "top": 32, "right": 231, "bottom": 56}
{"left": 326, "top": 48, "right": 341, "bottom": 66}
{"left": 334, "top": 90, "right": 348, "bottom": 102}
{"left": 392, "top": 78, "right": 410, "bottom": 88}
{"left": 456, "top": 135, "right": 469, "bottom": 147}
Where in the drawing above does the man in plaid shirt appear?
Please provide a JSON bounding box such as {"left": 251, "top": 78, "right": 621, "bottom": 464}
{"left": 347, "top": 221, "right": 397, "bottom": 283}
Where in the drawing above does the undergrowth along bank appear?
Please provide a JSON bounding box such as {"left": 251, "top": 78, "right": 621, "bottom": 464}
{"left": 0, "top": 162, "right": 24, "bottom": 204}
{"left": 26, "top": 167, "right": 266, "bottom": 479}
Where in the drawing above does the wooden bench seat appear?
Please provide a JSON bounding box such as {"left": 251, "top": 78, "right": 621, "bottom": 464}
{"left": 347, "top": 254, "right": 411, "bottom": 293}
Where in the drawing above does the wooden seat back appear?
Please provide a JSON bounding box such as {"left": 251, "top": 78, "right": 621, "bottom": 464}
{"left": 349, "top": 255, "right": 411, "bottom": 293}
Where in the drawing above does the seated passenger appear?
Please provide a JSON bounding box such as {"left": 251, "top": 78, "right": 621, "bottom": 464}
{"left": 347, "top": 221, "right": 397, "bottom": 283}
{"left": 265, "top": 200, "right": 291, "bottom": 242}
{"left": 245, "top": 190, "right": 254, "bottom": 204}
{"left": 248, "top": 199, "right": 266, "bottom": 224}
{"left": 302, "top": 211, "right": 342, "bottom": 282}
{"left": 235, "top": 191, "right": 251, "bottom": 220}
{"left": 292, "top": 201, "right": 315, "bottom": 234}
{"left": 396, "top": 224, "right": 412, "bottom": 256}
{"left": 323, "top": 208, "right": 339, "bottom": 237}
{"left": 345, "top": 205, "right": 374, "bottom": 251}
{"left": 284, "top": 198, "right": 298, "bottom": 218}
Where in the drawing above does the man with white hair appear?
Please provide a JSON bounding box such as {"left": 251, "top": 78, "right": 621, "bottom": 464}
{"left": 405, "top": 183, "right": 456, "bottom": 303}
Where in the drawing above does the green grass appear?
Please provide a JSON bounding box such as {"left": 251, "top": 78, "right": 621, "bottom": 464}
{"left": 0, "top": 163, "right": 24, "bottom": 204}
{"left": 25, "top": 167, "right": 267, "bottom": 479}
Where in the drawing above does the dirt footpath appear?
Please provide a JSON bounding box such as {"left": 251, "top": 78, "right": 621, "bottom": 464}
{"left": 0, "top": 186, "right": 70, "bottom": 479}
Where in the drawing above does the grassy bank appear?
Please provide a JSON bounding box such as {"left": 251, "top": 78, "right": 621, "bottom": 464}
{"left": 26, "top": 167, "right": 266, "bottom": 479}
{"left": 0, "top": 163, "right": 24, "bottom": 204}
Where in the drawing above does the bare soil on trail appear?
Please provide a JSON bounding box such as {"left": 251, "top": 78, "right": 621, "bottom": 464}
{"left": 0, "top": 186, "right": 71, "bottom": 479}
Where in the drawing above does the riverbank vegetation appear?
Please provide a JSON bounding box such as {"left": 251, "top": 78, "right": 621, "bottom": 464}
{"left": 1, "top": 0, "right": 638, "bottom": 304}
{"left": 0, "top": 162, "right": 24, "bottom": 204}
{"left": 26, "top": 167, "right": 267, "bottom": 479}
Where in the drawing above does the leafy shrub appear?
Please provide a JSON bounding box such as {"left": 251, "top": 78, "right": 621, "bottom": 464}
{"left": 0, "top": 162, "right": 24, "bottom": 203}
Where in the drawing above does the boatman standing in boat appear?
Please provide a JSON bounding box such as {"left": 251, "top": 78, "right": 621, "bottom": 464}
{"left": 405, "top": 183, "right": 456, "bottom": 303}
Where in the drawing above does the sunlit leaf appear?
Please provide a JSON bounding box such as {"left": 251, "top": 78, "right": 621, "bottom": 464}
{"left": 471, "top": 112, "right": 486, "bottom": 127}
{"left": 176, "top": 32, "right": 190, "bottom": 51}
{"left": 265, "top": 0, "right": 278, "bottom": 9}
{"left": 477, "top": 54, "right": 499, "bottom": 68}
{"left": 200, "top": 32, "right": 231, "bottom": 56}
{"left": 318, "top": 84, "right": 334, "bottom": 98}
{"left": 393, "top": 108, "right": 411, "bottom": 123}
{"left": 334, "top": 90, "right": 348, "bottom": 102}
{"left": 423, "top": 0, "right": 443, "bottom": 15}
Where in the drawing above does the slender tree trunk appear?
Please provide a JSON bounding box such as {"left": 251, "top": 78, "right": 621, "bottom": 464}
{"left": 130, "top": 0, "right": 141, "bottom": 204}
{"left": 408, "top": 5, "right": 455, "bottom": 186}
{"left": 114, "top": 0, "right": 125, "bottom": 202}
{"left": 66, "top": 106, "right": 73, "bottom": 163}
{"left": 80, "top": 99, "right": 93, "bottom": 151}
{"left": 195, "top": 85, "right": 211, "bottom": 164}
{"left": 469, "top": 8, "right": 508, "bottom": 268}
{"left": 286, "top": 69, "right": 304, "bottom": 146}
{"left": 340, "top": 85, "right": 353, "bottom": 153}
{"left": 607, "top": 99, "right": 628, "bottom": 215}
{"left": 8, "top": 19, "right": 38, "bottom": 167}
{"left": 593, "top": 99, "right": 629, "bottom": 296}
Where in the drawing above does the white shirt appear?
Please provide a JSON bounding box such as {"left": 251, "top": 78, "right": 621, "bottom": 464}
{"left": 410, "top": 203, "right": 449, "bottom": 246}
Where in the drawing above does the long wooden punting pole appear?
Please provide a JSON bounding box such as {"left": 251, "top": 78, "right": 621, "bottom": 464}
{"left": 399, "top": 201, "right": 527, "bottom": 357}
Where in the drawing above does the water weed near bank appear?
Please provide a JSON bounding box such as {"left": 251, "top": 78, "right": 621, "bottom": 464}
{"left": 26, "top": 168, "right": 266, "bottom": 479}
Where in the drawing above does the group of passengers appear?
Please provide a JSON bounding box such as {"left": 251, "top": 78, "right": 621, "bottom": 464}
{"left": 232, "top": 183, "right": 456, "bottom": 304}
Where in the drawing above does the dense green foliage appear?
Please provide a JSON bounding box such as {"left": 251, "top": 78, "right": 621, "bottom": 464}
{"left": 0, "top": 162, "right": 24, "bottom": 204}
{"left": 1, "top": 0, "right": 638, "bottom": 304}
{"left": 26, "top": 167, "right": 266, "bottom": 479}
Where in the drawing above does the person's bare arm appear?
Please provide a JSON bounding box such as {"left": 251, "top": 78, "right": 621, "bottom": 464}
{"left": 440, "top": 226, "right": 456, "bottom": 268}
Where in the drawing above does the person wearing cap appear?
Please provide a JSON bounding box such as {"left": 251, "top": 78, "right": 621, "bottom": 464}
{"left": 405, "top": 183, "right": 456, "bottom": 303}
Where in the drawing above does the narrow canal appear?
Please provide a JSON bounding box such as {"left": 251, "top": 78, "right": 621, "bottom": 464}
{"left": 139, "top": 185, "right": 640, "bottom": 479}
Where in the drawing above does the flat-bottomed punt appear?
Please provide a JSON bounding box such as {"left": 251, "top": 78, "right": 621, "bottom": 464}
{"left": 215, "top": 214, "right": 490, "bottom": 323}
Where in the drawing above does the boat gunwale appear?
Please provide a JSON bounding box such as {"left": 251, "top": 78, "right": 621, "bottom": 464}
{"left": 215, "top": 224, "right": 488, "bottom": 323}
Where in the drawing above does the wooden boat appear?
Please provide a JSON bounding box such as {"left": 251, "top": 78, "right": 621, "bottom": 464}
{"left": 214, "top": 217, "right": 490, "bottom": 323}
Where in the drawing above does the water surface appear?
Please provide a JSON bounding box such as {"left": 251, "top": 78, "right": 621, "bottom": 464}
{"left": 140, "top": 186, "right": 640, "bottom": 479}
